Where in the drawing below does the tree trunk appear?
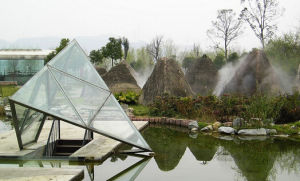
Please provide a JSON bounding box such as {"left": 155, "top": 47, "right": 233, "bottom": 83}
{"left": 111, "top": 58, "right": 113, "bottom": 68}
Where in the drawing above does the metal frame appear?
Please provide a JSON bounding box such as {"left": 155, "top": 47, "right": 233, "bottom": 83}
{"left": 9, "top": 98, "right": 152, "bottom": 152}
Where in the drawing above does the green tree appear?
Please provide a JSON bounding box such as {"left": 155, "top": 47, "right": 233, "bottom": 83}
{"left": 214, "top": 53, "right": 225, "bottom": 69}
{"left": 227, "top": 52, "right": 239, "bottom": 64}
{"left": 102, "top": 37, "right": 123, "bottom": 67}
{"left": 122, "top": 37, "right": 129, "bottom": 60}
{"left": 265, "top": 32, "right": 300, "bottom": 76}
{"left": 89, "top": 49, "right": 104, "bottom": 64}
{"left": 182, "top": 57, "right": 195, "bottom": 71}
{"left": 44, "top": 38, "right": 70, "bottom": 64}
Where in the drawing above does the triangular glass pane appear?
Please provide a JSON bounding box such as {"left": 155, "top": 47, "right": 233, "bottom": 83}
{"left": 11, "top": 68, "right": 84, "bottom": 127}
{"left": 48, "top": 40, "right": 109, "bottom": 90}
{"left": 49, "top": 67, "right": 111, "bottom": 125}
{"left": 90, "top": 95, "right": 151, "bottom": 150}
{"left": 14, "top": 104, "right": 44, "bottom": 145}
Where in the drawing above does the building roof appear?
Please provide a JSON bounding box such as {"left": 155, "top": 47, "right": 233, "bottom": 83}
{"left": 0, "top": 49, "right": 53, "bottom": 60}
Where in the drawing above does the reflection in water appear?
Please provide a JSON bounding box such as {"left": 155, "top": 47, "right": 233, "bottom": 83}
{"left": 141, "top": 125, "right": 300, "bottom": 181}
{"left": 0, "top": 125, "right": 300, "bottom": 180}
{"left": 107, "top": 157, "right": 151, "bottom": 181}
{"left": 143, "top": 126, "right": 188, "bottom": 171}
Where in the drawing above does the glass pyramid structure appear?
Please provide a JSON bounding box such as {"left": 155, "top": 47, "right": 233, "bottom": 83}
{"left": 9, "top": 39, "right": 151, "bottom": 151}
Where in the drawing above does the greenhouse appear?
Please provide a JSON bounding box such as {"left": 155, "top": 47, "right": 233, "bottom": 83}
{"left": 8, "top": 40, "right": 151, "bottom": 152}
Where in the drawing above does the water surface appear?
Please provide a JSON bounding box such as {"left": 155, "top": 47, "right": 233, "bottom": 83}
{"left": 0, "top": 124, "right": 300, "bottom": 181}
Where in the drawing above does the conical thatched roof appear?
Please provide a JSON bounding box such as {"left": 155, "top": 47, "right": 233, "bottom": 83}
{"left": 102, "top": 60, "right": 141, "bottom": 93}
{"left": 223, "top": 50, "right": 280, "bottom": 95}
{"left": 140, "top": 58, "right": 194, "bottom": 105}
{"left": 95, "top": 66, "right": 107, "bottom": 76}
{"left": 185, "top": 55, "right": 218, "bottom": 95}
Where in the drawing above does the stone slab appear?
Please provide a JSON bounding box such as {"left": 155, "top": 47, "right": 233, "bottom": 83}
{"left": 70, "top": 121, "right": 149, "bottom": 160}
{"left": 0, "top": 167, "right": 83, "bottom": 181}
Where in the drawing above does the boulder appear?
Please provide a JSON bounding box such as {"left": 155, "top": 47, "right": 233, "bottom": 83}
{"left": 266, "top": 129, "right": 277, "bottom": 135}
{"left": 218, "top": 126, "right": 236, "bottom": 134}
{"left": 212, "top": 122, "right": 221, "bottom": 130}
{"left": 201, "top": 125, "right": 213, "bottom": 132}
{"left": 238, "top": 128, "right": 267, "bottom": 136}
{"left": 188, "top": 121, "right": 199, "bottom": 130}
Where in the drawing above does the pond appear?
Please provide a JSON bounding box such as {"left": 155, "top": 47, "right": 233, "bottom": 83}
{"left": 0, "top": 122, "right": 300, "bottom": 181}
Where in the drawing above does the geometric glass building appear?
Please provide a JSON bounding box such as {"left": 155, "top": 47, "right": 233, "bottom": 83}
{"left": 8, "top": 40, "right": 151, "bottom": 152}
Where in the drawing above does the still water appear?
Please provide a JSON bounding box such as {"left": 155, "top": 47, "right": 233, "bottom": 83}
{"left": 0, "top": 123, "right": 300, "bottom": 181}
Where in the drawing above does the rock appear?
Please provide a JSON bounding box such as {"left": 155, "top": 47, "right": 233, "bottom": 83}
{"left": 212, "top": 122, "right": 221, "bottom": 130}
{"left": 188, "top": 121, "right": 199, "bottom": 130}
{"left": 238, "top": 128, "right": 267, "bottom": 136}
{"left": 191, "top": 127, "right": 198, "bottom": 132}
{"left": 223, "top": 122, "right": 233, "bottom": 127}
{"left": 218, "top": 126, "right": 236, "bottom": 134}
{"left": 290, "top": 125, "right": 297, "bottom": 129}
{"left": 233, "top": 118, "right": 243, "bottom": 127}
{"left": 266, "top": 129, "right": 277, "bottom": 135}
{"left": 128, "top": 108, "right": 134, "bottom": 113}
{"left": 200, "top": 125, "right": 213, "bottom": 132}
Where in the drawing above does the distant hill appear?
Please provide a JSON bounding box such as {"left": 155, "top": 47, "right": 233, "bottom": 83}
{"left": 0, "top": 36, "right": 146, "bottom": 52}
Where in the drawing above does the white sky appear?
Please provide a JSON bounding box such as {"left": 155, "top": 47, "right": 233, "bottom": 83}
{"left": 0, "top": 0, "right": 299, "bottom": 51}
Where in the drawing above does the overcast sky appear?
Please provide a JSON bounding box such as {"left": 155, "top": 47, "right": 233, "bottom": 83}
{"left": 0, "top": 0, "right": 299, "bottom": 51}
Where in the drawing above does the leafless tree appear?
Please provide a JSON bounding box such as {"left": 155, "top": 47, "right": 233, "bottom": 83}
{"left": 162, "top": 39, "right": 177, "bottom": 59}
{"left": 146, "top": 35, "right": 163, "bottom": 62}
{"left": 240, "top": 0, "right": 281, "bottom": 49}
{"left": 207, "top": 9, "right": 243, "bottom": 61}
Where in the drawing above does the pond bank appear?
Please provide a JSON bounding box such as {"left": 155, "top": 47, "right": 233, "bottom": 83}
{"left": 130, "top": 115, "right": 300, "bottom": 137}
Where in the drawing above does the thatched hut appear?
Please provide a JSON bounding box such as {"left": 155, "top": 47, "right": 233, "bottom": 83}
{"left": 223, "top": 49, "right": 280, "bottom": 95}
{"left": 140, "top": 58, "right": 194, "bottom": 105}
{"left": 102, "top": 60, "right": 141, "bottom": 93}
{"left": 185, "top": 55, "right": 218, "bottom": 95}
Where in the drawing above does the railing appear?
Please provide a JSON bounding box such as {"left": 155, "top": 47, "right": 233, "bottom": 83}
{"left": 45, "top": 120, "right": 60, "bottom": 156}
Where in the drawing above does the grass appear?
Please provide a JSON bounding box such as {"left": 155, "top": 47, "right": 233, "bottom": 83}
{"left": 129, "top": 105, "right": 150, "bottom": 116}
{"left": 0, "top": 85, "right": 19, "bottom": 97}
{"left": 198, "top": 122, "right": 209, "bottom": 129}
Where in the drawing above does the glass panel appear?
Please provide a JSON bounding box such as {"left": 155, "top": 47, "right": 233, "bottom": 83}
{"left": 49, "top": 67, "right": 111, "bottom": 124}
{"left": 11, "top": 68, "right": 84, "bottom": 127}
{"left": 48, "top": 40, "right": 109, "bottom": 90}
{"left": 10, "top": 39, "right": 151, "bottom": 151}
{"left": 91, "top": 95, "right": 151, "bottom": 150}
{"left": 14, "top": 104, "right": 44, "bottom": 145}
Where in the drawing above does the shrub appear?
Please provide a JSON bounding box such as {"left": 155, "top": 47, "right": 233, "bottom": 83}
{"left": 114, "top": 91, "right": 140, "bottom": 105}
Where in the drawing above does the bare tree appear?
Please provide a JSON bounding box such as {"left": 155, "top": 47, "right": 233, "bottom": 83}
{"left": 240, "top": 0, "right": 281, "bottom": 49}
{"left": 207, "top": 9, "right": 243, "bottom": 61}
{"left": 146, "top": 35, "right": 163, "bottom": 62}
{"left": 162, "top": 39, "right": 177, "bottom": 59}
